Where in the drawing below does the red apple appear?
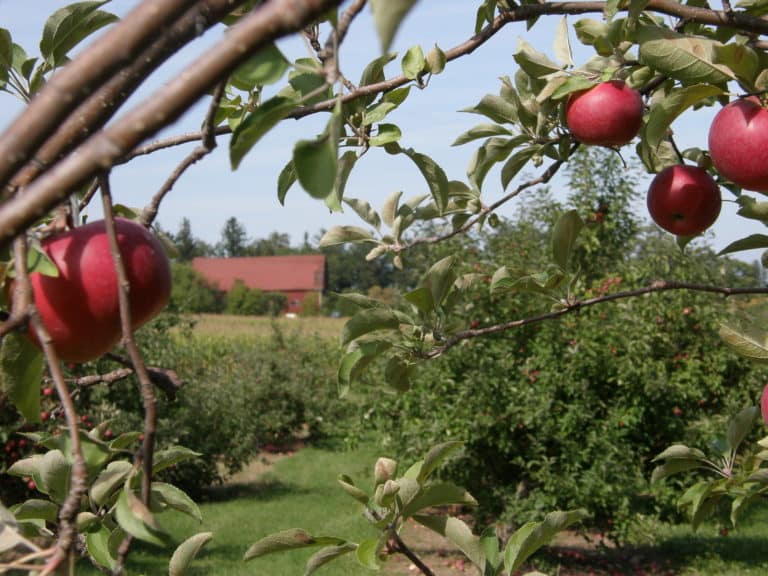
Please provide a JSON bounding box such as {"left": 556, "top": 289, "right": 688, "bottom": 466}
{"left": 709, "top": 97, "right": 768, "bottom": 192}
{"left": 646, "top": 165, "right": 721, "bottom": 236}
{"left": 565, "top": 80, "right": 644, "bottom": 146}
{"left": 29, "top": 218, "right": 171, "bottom": 363}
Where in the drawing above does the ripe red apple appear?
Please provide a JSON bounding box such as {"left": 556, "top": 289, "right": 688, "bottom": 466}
{"left": 29, "top": 218, "right": 171, "bottom": 363}
{"left": 565, "top": 80, "right": 644, "bottom": 146}
{"left": 709, "top": 97, "right": 768, "bottom": 192}
{"left": 646, "top": 165, "right": 721, "bottom": 236}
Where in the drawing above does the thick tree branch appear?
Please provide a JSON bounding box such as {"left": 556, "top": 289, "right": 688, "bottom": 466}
{"left": 0, "top": 0, "right": 342, "bottom": 247}
{"left": 106, "top": 352, "right": 187, "bottom": 400}
{"left": 423, "top": 281, "right": 768, "bottom": 359}
{"left": 6, "top": 0, "right": 247, "bottom": 199}
{"left": 0, "top": 0, "right": 199, "bottom": 191}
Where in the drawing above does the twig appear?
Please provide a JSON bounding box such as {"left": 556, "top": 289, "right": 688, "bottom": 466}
{"left": 0, "top": 0, "right": 197, "bottom": 191}
{"left": 106, "top": 352, "right": 186, "bottom": 400}
{"left": 390, "top": 531, "right": 436, "bottom": 576}
{"left": 11, "top": 237, "right": 87, "bottom": 573}
{"left": 422, "top": 280, "right": 768, "bottom": 359}
{"left": 401, "top": 142, "right": 580, "bottom": 251}
{"left": 139, "top": 81, "right": 227, "bottom": 227}
{"left": 99, "top": 176, "right": 157, "bottom": 504}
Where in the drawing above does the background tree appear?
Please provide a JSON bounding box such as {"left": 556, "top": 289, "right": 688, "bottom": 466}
{"left": 217, "top": 216, "right": 249, "bottom": 257}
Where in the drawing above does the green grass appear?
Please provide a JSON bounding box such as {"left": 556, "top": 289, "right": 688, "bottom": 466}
{"left": 181, "top": 314, "right": 346, "bottom": 340}
{"left": 78, "top": 441, "right": 382, "bottom": 576}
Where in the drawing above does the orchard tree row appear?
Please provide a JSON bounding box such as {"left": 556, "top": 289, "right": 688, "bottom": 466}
{"left": 3, "top": 1, "right": 768, "bottom": 575}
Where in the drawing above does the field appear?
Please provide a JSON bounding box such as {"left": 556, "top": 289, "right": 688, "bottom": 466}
{"left": 181, "top": 313, "right": 347, "bottom": 340}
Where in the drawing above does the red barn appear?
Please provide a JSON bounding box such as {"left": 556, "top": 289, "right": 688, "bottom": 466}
{"left": 192, "top": 255, "right": 327, "bottom": 314}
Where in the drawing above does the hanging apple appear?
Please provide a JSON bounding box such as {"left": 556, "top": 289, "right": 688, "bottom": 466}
{"left": 565, "top": 80, "right": 644, "bottom": 147}
{"left": 646, "top": 165, "right": 721, "bottom": 237}
{"left": 28, "top": 218, "right": 172, "bottom": 362}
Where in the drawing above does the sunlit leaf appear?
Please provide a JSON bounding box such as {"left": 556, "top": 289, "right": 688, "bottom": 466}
{"left": 504, "top": 509, "right": 588, "bottom": 573}
{"left": 401, "top": 45, "right": 425, "bottom": 80}
{"left": 553, "top": 16, "right": 573, "bottom": 67}
{"left": 115, "top": 488, "right": 167, "bottom": 547}
{"left": 719, "top": 323, "right": 768, "bottom": 362}
{"left": 413, "top": 515, "right": 485, "bottom": 570}
{"left": 306, "top": 543, "right": 357, "bottom": 575}
{"left": 319, "top": 226, "right": 376, "bottom": 248}
{"left": 645, "top": 84, "right": 723, "bottom": 148}
{"left": 244, "top": 529, "right": 344, "bottom": 560}
{"left": 426, "top": 44, "right": 446, "bottom": 74}
{"left": 169, "top": 532, "right": 213, "bottom": 576}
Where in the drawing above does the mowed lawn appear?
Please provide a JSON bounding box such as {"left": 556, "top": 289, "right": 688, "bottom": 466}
{"left": 181, "top": 313, "right": 347, "bottom": 341}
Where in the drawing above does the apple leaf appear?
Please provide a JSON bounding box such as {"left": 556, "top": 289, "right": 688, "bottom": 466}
{"left": 319, "top": 226, "right": 376, "bottom": 248}
{"left": 115, "top": 488, "right": 167, "bottom": 547}
{"left": 514, "top": 38, "right": 562, "bottom": 79}
{"left": 645, "top": 84, "right": 723, "bottom": 149}
{"left": 0, "top": 332, "right": 43, "bottom": 422}
{"left": 86, "top": 526, "right": 117, "bottom": 570}
{"left": 355, "top": 538, "right": 382, "bottom": 570}
{"left": 369, "top": 123, "right": 402, "bottom": 147}
{"left": 151, "top": 482, "right": 202, "bottom": 523}
{"left": 551, "top": 209, "right": 584, "bottom": 270}
{"left": 305, "top": 543, "right": 357, "bottom": 576}
{"left": 460, "top": 94, "right": 519, "bottom": 124}
{"left": 637, "top": 25, "right": 734, "bottom": 85}
{"left": 230, "top": 96, "right": 296, "bottom": 169}
{"left": 504, "top": 509, "right": 588, "bottom": 573}
{"left": 276, "top": 160, "right": 296, "bottom": 206}
{"left": 344, "top": 198, "right": 381, "bottom": 231}
{"left": 401, "top": 45, "right": 425, "bottom": 80}
{"left": 726, "top": 406, "right": 759, "bottom": 452}
{"left": 418, "top": 441, "right": 464, "bottom": 484}
{"left": 452, "top": 124, "right": 512, "bottom": 147}
{"left": 718, "top": 234, "right": 768, "bottom": 256}
{"left": 426, "top": 44, "right": 446, "bottom": 74}
{"left": 169, "top": 532, "right": 213, "bottom": 576}
{"left": 0, "top": 29, "right": 11, "bottom": 89}
{"left": 553, "top": 16, "right": 573, "bottom": 67}
{"left": 719, "top": 323, "right": 768, "bottom": 362}
{"left": 341, "top": 308, "right": 402, "bottom": 346}
{"left": 244, "top": 529, "right": 345, "bottom": 561}
{"left": 40, "top": 1, "right": 118, "bottom": 67}
{"left": 369, "top": 0, "right": 417, "bottom": 53}
{"left": 230, "top": 43, "right": 289, "bottom": 90}
{"left": 413, "top": 515, "right": 485, "bottom": 570}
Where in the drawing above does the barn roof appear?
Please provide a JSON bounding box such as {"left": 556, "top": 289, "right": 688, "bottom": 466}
{"left": 192, "top": 255, "right": 326, "bottom": 292}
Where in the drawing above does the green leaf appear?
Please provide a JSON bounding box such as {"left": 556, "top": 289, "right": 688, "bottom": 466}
{"left": 344, "top": 198, "right": 381, "bottom": 231}
{"left": 424, "top": 256, "right": 457, "bottom": 310}
{"left": 713, "top": 43, "right": 760, "bottom": 86}
{"left": 306, "top": 543, "right": 357, "bottom": 576}
{"left": 294, "top": 111, "right": 340, "bottom": 200}
{"left": 452, "top": 124, "right": 512, "bottom": 147}
{"left": 413, "top": 515, "right": 485, "bottom": 570}
{"left": 651, "top": 459, "right": 704, "bottom": 483}
{"left": 341, "top": 308, "right": 401, "bottom": 346}
{"left": 369, "top": 0, "right": 418, "bottom": 53}
{"left": 382, "top": 191, "right": 403, "bottom": 227}
{"left": 151, "top": 482, "right": 202, "bottom": 523}
{"left": 514, "top": 38, "right": 562, "bottom": 79}
{"left": 169, "top": 532, "right": 213, "bottom": 576}
{"left": 551, "top": 209, "right": 584, "bottom": 270}
{"left": 426, "top": 44, "right": 446, "bottom": 74}
{"left": 152, "top": 446, "right": 201, "bottom": 474}
{"left": 553, "top": 16, "right": 573, "bottom": 67}
{"left": 12, "top": 499, "right": 59, "bottom": 523}
{"left": 736, "top": 196, "right": 768, "bottom": 222}
{"left": 90, "top": 460, "right": 133, "bottom": 508}
{"left": 645, "top": 85, "right": 723, "bottom": 148}
{"left": 355, "top": 538, "right": 382, "bottom": 570}
{"left": 337, "top": 338, "right": 392, "bottom": 396}
{"left": 500, "top": 146, "right": 540, "bottom": 189}
{"left": 550, "top": 75, "right": 596, "bottom": 100}
{"left": 402, "top": 482, "right": 477, "bottom": 518}
{"left": 479, "top": 526, "right": 500, "bottom": 572}
{"left": 418, "top": 441, "right": 464, "bottom": 484}
{"left": 718, "top": 234, "right": 768, "bottom": 256}
{"left": 40, "top": 1, "right": 118, "bottom": 67}
{"left": 637, "top": 25, "right": 734, "bottom": 85}
{"left": 467, "top": 136, "right": 526, "bottom": 191}
{"left": 0, "top": 332, "right": 43, "bottom": 422}
{"left": 504, "top": 509, "right": 588, "bottom": 573}
{"left": 230, "top": 96, "right": 296, "bottom": 169}
{"left": 319, "top": 226, "right": 375, "bottom": 248}
{"left": 358, "top": 52, "right": 397, "bottom": 107}
{"left": 244, "top": 529, "right": 345, "bottom": 561}
{"left": 369, "top": 123, "right": 402, "bottom": 147}
{"left": 337, "top": 474, "right": 369, "bottom": 504}
{"left": 115, "top": 488, "right": 167, "bottom": 547}
{"left": 401, "top": 45, "right": 425, "bottom": 80}
{"left": 286, "top": 63, "right": 332, "bottom": 106}
{"left": 727, "top": 406, "right": 759, "bottom": 452}
{"left": 652, "top": 444, "right": 707, "bottom": 463}
{"left": 231, "top": 43, "right": 290, "bottom": 90}
{"left": 362, "top": 101, "right": 398, "bottom": 126}
{"left": 719, "top": 323, "right": 768, "bottom": 362}
{"left": 460, "top": 94, "right": 518, "bottom": 124}
{"left": 326, "top": 150, "right": 357, "bottom": 213}
{"left": 277, "top": 161, "right": 297, "bottom": 205}
{"left": 387, "top": 144, "right": 450, "bottom": 213}
{"left": 87, "top": 526, "right": 117, "bottom": 570}
{"left": 0, "top": 29, "right": 12, "bottom": 88}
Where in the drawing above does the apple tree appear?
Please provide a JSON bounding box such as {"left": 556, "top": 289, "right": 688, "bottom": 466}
{"left": 2, "top": 0, "right": 768, "bottom": 574}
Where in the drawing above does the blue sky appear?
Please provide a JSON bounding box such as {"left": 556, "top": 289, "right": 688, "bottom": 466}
{"left": 0, "top": 0, "right": 763, "bottom": 260}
